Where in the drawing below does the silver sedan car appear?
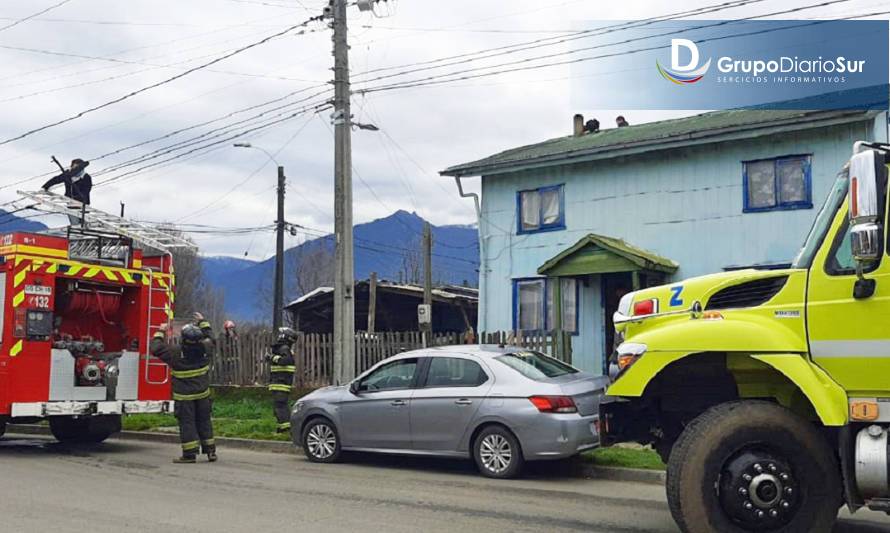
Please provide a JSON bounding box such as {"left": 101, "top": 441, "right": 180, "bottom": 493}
{"left": 291, "top": 345, "right": 607, "bottom": 478}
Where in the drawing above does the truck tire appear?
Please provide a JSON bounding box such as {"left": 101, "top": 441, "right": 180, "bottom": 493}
{"left": 50, "top": 415, "right": 121, "bottom": 444}
{"left": 666, "top": 401, "right": 840, "bottom": 533}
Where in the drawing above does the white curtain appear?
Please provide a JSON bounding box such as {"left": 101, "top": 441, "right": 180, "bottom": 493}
{"left": 521, "top": 191, "right": 540, "bottom": 230}
{"left": 518, "top": 280, "right": 544, "bottom": 330}
{"left": 561, "top": 278, "right": 577, "bottom": 332}
{"left": 541, "top": 189, "right": 560, "bottom": 225}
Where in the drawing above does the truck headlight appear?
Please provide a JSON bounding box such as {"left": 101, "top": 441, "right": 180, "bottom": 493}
{"left": 609, "top": 343, "right": 647, "bottom": 380}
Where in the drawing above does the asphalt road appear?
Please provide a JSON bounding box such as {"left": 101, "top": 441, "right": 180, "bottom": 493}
{"left": 1, "top": 434, "right": 889, "bottom": 533}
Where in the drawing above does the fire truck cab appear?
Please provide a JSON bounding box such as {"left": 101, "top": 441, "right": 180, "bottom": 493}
{"left": 0, "top": 226, "right": 175, "bottom": 443}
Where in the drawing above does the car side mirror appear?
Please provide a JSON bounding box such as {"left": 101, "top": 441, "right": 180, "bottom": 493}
{"left": 349, "top": 381, "right": 361, "bottom": 395}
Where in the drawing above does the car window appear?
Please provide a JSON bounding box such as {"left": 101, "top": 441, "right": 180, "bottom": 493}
{"left": 495, "top": 351, "right": 579, "bottom": 380}
{"left": 360, "top": 358, "right": 418, "bottom": 392}
{"left": 425, "top": 357, "right": 488, "bottom": 388}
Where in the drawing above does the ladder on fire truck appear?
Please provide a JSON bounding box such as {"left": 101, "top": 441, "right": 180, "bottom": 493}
{"left": 17, "top": 190, "right": 196, "bottom": 252}
{"left": 18, "top": 189, "right": 197, "bottom": 386}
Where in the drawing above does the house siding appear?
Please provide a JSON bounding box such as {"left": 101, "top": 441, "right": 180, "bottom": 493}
{"left": 478, "top": 117, "right": 888, "bottom": 374}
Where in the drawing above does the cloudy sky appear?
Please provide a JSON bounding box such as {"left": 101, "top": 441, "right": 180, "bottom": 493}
{"left": 0, "top": 0, "right": 886, "bottom": 258}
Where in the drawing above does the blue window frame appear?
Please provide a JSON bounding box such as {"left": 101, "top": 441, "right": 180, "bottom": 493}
{"left": 512, "top": 277, "right": 578, "bottom": 334}
{"left": 743, "top": 155, "right": 813, "bottom": 213}
{"left": 517, "top": 184, "right": 565, "bottom": 234}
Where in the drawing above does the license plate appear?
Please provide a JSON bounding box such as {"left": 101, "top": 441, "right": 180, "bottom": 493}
{"left": 25, "top": 285, "right": 52, "bottom": 296}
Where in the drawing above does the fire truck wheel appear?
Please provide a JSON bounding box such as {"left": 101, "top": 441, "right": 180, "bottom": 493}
{"left": 666, "top": 401, "right": 841, "bottom": 533}
{"left": 50, "top": 415, "right": 121, "bottom": 444}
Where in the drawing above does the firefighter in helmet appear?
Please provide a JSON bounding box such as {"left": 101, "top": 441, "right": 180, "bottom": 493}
{"left": 150, "top": 320, "right": 217, "bottom": 463}
{"left": 268, "top": 327, "right": 298, "bottom": 433}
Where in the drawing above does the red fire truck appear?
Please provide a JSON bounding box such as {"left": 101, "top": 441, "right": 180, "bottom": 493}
{"left": 0, "top": 193, "right": 187, "bottom": 443}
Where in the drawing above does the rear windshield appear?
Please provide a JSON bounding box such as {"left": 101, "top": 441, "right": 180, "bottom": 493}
{"left": 495, "top": 351, "right": 579, "bottom": 380}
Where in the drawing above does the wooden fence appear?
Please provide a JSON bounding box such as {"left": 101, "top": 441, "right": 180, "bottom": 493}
{"left": 209, "top": 330, "right": 573, "bottom": 388}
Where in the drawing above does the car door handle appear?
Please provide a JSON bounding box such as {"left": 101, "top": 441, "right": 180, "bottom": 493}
{"left": 454, "top": 399, "right": 473, "bottom": 406}
{"left": 390, "top": 400, "right": 407, "bottom": 406}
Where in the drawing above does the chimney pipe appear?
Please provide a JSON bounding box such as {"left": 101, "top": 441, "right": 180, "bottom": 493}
{"left": 573, "top": 114, "right": 584, "bottom": 137}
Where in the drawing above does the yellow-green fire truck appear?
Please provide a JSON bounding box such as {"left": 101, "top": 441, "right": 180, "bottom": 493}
{"left": 599, "top": 142, "right": 890, "bottom": 532}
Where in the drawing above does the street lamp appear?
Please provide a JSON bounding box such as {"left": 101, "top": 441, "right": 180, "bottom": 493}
{"left": 232, "top": 142, "right": 286, "bottom": 332}
{"left": 233, "top": 142, "right": 281, "bottom": 166}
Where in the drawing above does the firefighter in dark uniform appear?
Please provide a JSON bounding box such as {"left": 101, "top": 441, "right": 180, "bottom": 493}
{"left": 268, "top": 327, "right": 297, "bottom": 433}
{"left": 151, "top": 321, "right": 217, "bottom": 463}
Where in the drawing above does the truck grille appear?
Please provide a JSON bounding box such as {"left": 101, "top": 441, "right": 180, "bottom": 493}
{"left": 705, "top": 276, "right": 788, "bottom": 310}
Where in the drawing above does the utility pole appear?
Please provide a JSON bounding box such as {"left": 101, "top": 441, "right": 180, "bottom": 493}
{"left": 422, "top": 222, "right": 432, "bottom": 347}
{"left": 332, "top": 0, "right": 355, "bottom": 384}
{"left": 367, "top": 271, "right": 377, "bottom": 334}
{"left": 273, "top": 165, "right": 286, "bottom": 332}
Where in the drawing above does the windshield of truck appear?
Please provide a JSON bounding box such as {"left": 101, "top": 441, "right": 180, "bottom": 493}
{"left": 496, "top": 351, "right": 579, "bottom": 380}
{"left": 791, "top": 169, "right": 848, "bottom": 269}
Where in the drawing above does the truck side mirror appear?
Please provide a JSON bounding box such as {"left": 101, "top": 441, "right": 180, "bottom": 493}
{"left": 849, "top": 150, "right": 886, "bottom": 262}
{"left": 851, "top": 223, "right": 882, "bottom": 261}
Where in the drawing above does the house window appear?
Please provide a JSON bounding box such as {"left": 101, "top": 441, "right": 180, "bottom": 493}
{"left": 743, "top": 155, "right": 813, "bottom": 212}
{"left": 517, "top": 185, "right": 565, "bottom": 233}
{"left": 513, "top": 277, "right": 578, "bottom": 333}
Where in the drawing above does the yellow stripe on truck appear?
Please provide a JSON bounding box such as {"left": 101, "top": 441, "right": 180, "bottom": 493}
{"left": 13, "top": 269, "right": 27, "bottom": 288}
{"left": 9, "top": 340, "right": 23, "bottom": 357}
{"left": 12, "top": 290, "right": 25, "bottom": 308}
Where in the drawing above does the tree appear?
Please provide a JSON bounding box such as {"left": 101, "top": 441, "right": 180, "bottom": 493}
{"left": 398, "top": 234, "right": 423, "bottom": 284}
{"left": 158, "top": 228, "right": 226, "bottom": 328}
{"left": 291, "top": 239, "right": 335, "bottom": 296}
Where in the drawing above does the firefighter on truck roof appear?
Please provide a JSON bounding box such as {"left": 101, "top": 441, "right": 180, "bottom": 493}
{"left": 268, "top": 327, "right": 297, "bottom": 433}
{"left": 151, "top": 314, "right": 217, "bottom": 463}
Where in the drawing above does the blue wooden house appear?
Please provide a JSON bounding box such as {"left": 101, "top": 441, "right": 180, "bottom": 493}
{"left": 442, "top": 108, "right": 890, "bottom": 375}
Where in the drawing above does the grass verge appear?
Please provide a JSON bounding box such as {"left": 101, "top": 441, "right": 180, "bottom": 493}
{"left": 583, "top": 446, "right": 665, "bottom": 471}
{"left": 121, "top": 386, "right": 310, "bottom": 442}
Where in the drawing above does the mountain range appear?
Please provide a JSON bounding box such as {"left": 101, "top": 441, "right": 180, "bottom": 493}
{"left": 0, "top": 209, "right": 479, "bottom": 322}
{"left": 203, "top": 210, "right": 480, "bottom": 321}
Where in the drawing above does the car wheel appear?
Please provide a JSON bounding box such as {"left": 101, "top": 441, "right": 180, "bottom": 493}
{"left": 302, "top": 418, "right": 341, "bottom": 463}
{"left": 666, "top": 401, "right": 841, "bottom": 533}
{"left": 474, "top": 425, "right": 524, "bottom": 479}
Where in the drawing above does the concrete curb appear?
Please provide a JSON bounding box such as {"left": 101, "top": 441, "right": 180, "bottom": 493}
{"left": 580, "top": 464, "right": 666, "bottom": 485}
{"left": 7, "top": 425, "right": 664, "bottom": 485}
{"left": 8, "top": 424, "right": 296, "bottom": 454}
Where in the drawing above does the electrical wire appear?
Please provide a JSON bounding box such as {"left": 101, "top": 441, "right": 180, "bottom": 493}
{"left": 355, "top": 1, "right": 869, "bottom": 95}
{"left": 176, "top": 112, "right": 318, "bottom": 222}
{"left": 0, "top": 0, "right": 73, "bottom": 34}
{"left": 0, "top": 13, "right": 326, "bottom": 146}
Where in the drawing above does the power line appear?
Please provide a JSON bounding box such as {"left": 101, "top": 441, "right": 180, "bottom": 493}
{"left": 176, "top": 112, "right": 318, "bottom": 222}
{"left": 355, "top": 0, "right": 862, "bottom": 95}
{"left": 0, "top": 0, "right": 73, "bottom": 34}
{"left": 352, "top": 0, "right": 767, "bottom": 81}
{"left": 0, "top": 12, "right": 326, "bottom": 146}
{"left": 91, "top": 95, "right": 332, "bottom": 185}
{"left": 94, "top": 101, "right": 333, "bottom": 188}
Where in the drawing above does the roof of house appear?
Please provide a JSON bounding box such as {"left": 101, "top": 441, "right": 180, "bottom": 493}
{"left": 441, "top": 108, "right": 881, "bottom": 178}
{"left": 284, "top": 280, "right": 478, "bottom": 310}
{"left": 538, "top": 233, "right": 678, "bottom": 276}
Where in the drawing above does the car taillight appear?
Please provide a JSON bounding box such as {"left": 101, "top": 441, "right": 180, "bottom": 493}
{"left": 633, "top": 298, "right": 658, "bottom": 316}
{"left": 529, "top": 395, "right": 578, "bottom": 414}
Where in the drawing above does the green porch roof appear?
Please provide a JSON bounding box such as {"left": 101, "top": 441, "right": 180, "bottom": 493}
{"left": 538, "top": 234, "right": 678, "bottom": 277}
{"left": 441, "top": 108, "right": 879, "bottom": 177}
